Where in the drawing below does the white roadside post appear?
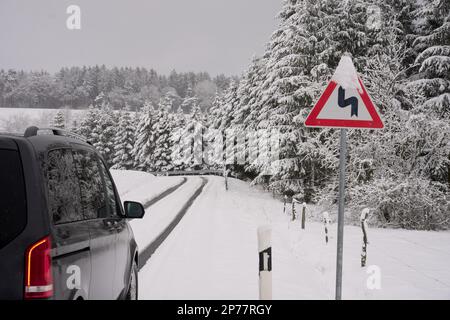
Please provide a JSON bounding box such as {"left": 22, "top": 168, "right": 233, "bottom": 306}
{"left": 322, "top": 211, "right": 330, "bottom": 244}
{"left": 258, "top": 226, "right": 272, "bottom": 300}
{"left": 304, "top": 55, "right": 384, "bottom": 300}
{"left": 360, "top": 208, "right": 370, "bottom": 267}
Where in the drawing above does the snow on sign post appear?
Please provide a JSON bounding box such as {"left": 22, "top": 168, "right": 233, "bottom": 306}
{"left": 304, "top": 55, "right": 383, "bottom": 300}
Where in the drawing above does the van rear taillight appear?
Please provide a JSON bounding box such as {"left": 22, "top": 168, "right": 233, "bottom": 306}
{"left": 24, "top": 236, "right": 53, "bottom": 299}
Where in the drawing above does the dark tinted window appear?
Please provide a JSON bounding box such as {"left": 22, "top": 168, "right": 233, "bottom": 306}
{"left": 98, "top": 160, "right": 119, "bottom": 217}
{"left": 46, "top": 149, "right": 83, "bottom": 224}
{"left": 0, "top": 149, "right": 27, "bottom": 249}
{"left": 73, "top": 149, "right": 112, "bottom": 219}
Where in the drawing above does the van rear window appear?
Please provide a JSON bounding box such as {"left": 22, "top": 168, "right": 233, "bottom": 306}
{"left": 0, "top": 149, "right": 27, "bottom": 249}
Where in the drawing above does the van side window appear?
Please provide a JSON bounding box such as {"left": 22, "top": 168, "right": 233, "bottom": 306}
{"left": 0, "top": 149, "right": 27, "bottom": 249}
{"left": 73, "top": 149, "right": 108, "bottom": 219}
{"left": 98, "top": 160, "right": 119, "bottom": 217}
{"left": 46, "top": 149, "right": 83, "bottom": 224}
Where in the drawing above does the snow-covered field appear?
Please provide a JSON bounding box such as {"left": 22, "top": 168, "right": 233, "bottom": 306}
{"left": 113, "top": 172, "right": 450, "bottom": 300}
{"left": 0, "top": 107, "right": 86, "bottom": 132}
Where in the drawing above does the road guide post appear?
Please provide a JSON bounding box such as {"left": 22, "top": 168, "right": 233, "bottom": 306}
{"left": 322, "top": 211, "right": 330, "bottom": 244}
{"left": 301, "top": 202, "right": 307, "bottom": 229}
{"left": 360, "top": 208, "right": 370, "bottom": 267}
{"left": 257, "top": 226, "right": 272, "bottom": 300}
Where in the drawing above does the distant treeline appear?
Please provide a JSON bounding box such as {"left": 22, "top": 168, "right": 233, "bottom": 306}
{"left": 0, "top": 66, "right": 235, "bottom": 111}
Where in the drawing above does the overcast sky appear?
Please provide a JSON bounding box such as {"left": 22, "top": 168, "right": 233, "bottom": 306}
{"left": 0, "top": 0, "right": 282, "bottom": 76}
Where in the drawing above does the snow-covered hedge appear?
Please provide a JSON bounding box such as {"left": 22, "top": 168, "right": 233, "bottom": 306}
{"left": 349, "top": 178, "right": 449, "bottom": 230}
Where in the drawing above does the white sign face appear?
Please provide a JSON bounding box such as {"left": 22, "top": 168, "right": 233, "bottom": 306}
{"left": 316, "top": 86, "right": 373, "bottom": 121}
{"left": 305, "top": 56, "right": 384, "bottom": 129}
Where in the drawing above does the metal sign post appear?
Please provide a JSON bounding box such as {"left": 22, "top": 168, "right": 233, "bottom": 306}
{"left": 335, "top": 128, "right": 347, "bottom": 300}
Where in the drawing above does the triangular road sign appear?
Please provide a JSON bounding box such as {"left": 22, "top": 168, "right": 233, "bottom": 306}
{"left": 305, "top": 56, "right": 384, "bottom": 129}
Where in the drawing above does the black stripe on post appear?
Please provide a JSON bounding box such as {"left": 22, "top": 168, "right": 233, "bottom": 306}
{"left": 259, "top": 247, "right": 272, "bottom": 272}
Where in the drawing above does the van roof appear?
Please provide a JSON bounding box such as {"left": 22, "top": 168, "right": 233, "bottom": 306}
{"left": 0, "top": 126, "right": 93, "bottom": 153}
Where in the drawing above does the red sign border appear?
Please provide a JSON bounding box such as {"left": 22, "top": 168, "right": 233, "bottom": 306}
{"left": 304, "top": 79, "right": 384, "bottom": 129}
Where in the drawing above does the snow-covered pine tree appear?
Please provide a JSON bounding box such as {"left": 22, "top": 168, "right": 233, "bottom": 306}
{"left": 233, "top": 57, "right": 265, "bottom": 129}
{"left": 170, "top": 105, "right": 188, "bottom": 170}
{"left": 180, "top": 86, "right": 200, "bottom": 114}
{"left": 149, "top": 101, "right": 174, "bottom": 172}
{"left": 133, "top": 101, "right": 156, "bottom": 172}
{"left": 204, "top": 91, "right": 227, "bottom": 168}
{"left": 208, "top": 90, "right": 225, "bottom": 130}
{"left": 176, "top": 102, "right": 206, "bottom": 170}
{"left": 207, "top": 80, "right": 240, "bottom": 171}
{"left": 76, "top": 105, "right": 100, "bottom": 142}
{"left": 92, "top": 103, "right": 117, "bottom": 167}
{"left": 231, "top": 57, "right": 268, "bottom": 177}
{"left": 159, "top": 91, "right": 177, "bottom": 113}
{"left": 407, "top": 0, "right": 449, "bottom": 119}
{"left": 111, "top": 110, "right": 136, "bottom": 170}
{"left": 51, "top": 110, "right": 65, "bottom": 129}
{"left": 248, "top": 0, "right": 336, "bottom": 199}
{"left": 94, "top": 91, "right": 106, "bottom": 107}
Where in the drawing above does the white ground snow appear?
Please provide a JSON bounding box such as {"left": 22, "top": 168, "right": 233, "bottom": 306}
{"left": 0, "top": 107, "right": 86, "bottom": 132}
{"left": 134, "top": 176, "right": 450, "bottom": 300}
{"left": 110, "top": 169, "right": 182, "bottom": 205}
{"left": 111, "top": 170, "right": 204, "bottom": 260}
{"left": 129, "top": 177, "right": 204, "bottom": 252}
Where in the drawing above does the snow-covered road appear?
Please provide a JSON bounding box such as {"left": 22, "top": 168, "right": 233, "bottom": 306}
{"left": 113, "top": 172, "right": 450, "bottom": 299}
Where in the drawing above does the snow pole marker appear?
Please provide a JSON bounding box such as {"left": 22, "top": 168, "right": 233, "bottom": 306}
{"left": 301, "top": 202, "right": 307, "bottom": 229}
{"left": 223, "top": 166, "right": 228, "bottom": 191}
{"left": 291, "top": 199, "right": 296, "bottom": 221}
{"left": 322, "top": 211, "right": 330, "bottom": 244}
{"left": 257, "top": 226, "right": 272, "bottom": 300}
{"left": 360, "top": 208, "right": 370, "bottom": 267}
{"left": 283, "top": 195, "right": 287, "bottom": 215}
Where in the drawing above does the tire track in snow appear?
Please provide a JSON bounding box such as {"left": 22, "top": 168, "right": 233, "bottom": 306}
{"left": 138, "top": 177, "right": 208, "bottom": 270}
{"left": 142, "top": 177, "right": 187, "bottom": 209}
